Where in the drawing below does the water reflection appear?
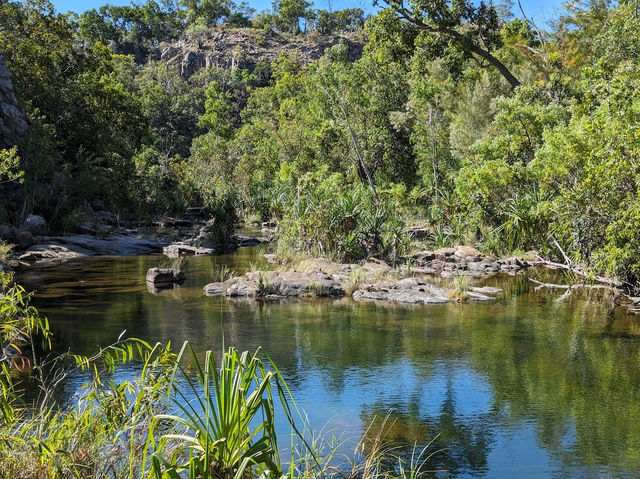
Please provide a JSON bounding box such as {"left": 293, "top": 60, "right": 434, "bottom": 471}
{"left": 15, "top": 249, "right": 640, "bottom": 478}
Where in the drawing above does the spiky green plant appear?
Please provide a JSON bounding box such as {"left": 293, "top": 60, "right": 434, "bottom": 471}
{"left": 210, "top": 264, "right": 237, "bottom": 283}
{"left": 150, "top": 343, "right": 284, "bottom": 479}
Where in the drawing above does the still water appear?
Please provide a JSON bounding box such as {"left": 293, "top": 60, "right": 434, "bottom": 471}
{"left": 16, "top": 246, "right": 640, "bottom": 478}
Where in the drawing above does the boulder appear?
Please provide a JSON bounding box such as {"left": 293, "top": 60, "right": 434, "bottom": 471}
{"left": 0, "top": 224, "right": 15, "bottom": 243}
{"left": 203, "top": 282, "right": 225, "bottom": 296}
{"left": 455, "top": 245, "right": 482, "bottom": 259}
{"left": 0, "top": 225, "right": 33, "bottom": 249}
{"left": 17, "top": 230, "right": 34, "bottom": 249}
{"left": 21, "top": 214, "right": 47, "bottom": 235}
{"left": 146, "top": 267, "right": 185, "bottom": 285}
{"left": 263, "top": 253, "right": 277, "bottom": 263}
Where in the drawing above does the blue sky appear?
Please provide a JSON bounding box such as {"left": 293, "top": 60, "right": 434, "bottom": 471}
{"left": 51, "top": 0, "right": 565, "bottom": 24}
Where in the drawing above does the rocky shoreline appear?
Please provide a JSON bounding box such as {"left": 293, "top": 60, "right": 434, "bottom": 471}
{"left": 2, "top": 213, "right": 540, "bottom": 307}
{"left": 202, "top": 246, "right": 533, "bottom": 305}
{"left": 0, "top": 209, "right": 271, "bottom": 269}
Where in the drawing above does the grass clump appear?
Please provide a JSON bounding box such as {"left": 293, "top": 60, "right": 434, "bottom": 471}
{"left": 160, "top": 256, "right": 185, "bottom": 272}
{"left": 256, "top": 272, "right": 281, "bottom": 296}
{"left": 345, "top": 267, "right": 367, "bottom": 294}
{"left": 446, "top": 274, "right": 470, "bottom": 302}
{"left": 0, "top": 240, "right": 12, "bottom": 263}
{"left": 210, "top": 263, "right": 237, "bottom": 283}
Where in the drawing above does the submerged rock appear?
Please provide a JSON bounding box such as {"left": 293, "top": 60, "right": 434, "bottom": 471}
{"left": 469, "top": 286, "right": 503, "bottom": 295}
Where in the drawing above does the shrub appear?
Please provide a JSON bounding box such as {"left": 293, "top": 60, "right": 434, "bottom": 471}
{"left": 279, "top": 173, "right": 408, "bottom": 262}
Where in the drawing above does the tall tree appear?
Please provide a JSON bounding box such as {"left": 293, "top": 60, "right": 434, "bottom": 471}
{"left": 377, "top": 0, "right": 521, "bottom": 88}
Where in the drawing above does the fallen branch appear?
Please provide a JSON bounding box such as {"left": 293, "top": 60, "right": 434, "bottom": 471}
{"left": 535, "top": 257, "right": 622, "bottom": 288}
{"left": 528, "top": 278, "right": 570, "bottom": 290}
{"left": 528, "top": 278, "right": 619, "bottom": 292}
{"left": 535, "top": 243, "right": 623, "bottom": 289}
{"left": 528, "top": 278, "right": 625, "bottom": 304}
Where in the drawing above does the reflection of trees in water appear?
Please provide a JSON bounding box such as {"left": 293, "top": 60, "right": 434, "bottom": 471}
{"left": 467, "top": 292, "right": 640, "bottom": 473}
{"left": 360, "top": 374, "right": 495, "bottom": 476}
{"left": 220, "top": 275, "right": 640, "bottom": 474}
{"left": 20, "top": 258, "right": 640, "bottom": 475}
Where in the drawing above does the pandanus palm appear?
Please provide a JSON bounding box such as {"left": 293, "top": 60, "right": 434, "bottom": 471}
{"left": 151, "top": 343, "right": 286, "bottom": 479}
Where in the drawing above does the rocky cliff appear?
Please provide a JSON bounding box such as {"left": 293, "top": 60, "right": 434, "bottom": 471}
{"left": 0, "top": 52, "right": 27, "bottom": 148}
{"left": 156, "top": 28, "right": 365, "bottom": 78}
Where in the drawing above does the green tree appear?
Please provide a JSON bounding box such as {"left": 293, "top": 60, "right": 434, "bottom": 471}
{"left": 378, "top": 0, "right": 521, "bottom": 88}
{"left": 273, "top": 0, "right": 312, "bottom": 32}
{"left": 0, "top": 0, "right": 148, "bottom": 225}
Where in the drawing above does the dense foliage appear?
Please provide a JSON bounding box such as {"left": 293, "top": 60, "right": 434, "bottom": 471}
{"left": 2, "top": 0, "right": 640, "bottom": 284}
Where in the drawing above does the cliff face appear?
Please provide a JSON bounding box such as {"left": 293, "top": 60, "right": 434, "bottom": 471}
{"left": 0, "top": 52, "right": 27, "bottom": 148}
{"left": 157, "top": 28, "right": 365, "bottom": 78}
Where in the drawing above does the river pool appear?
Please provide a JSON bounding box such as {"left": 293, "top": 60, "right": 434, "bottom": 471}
{"left": 16, "top": 245, "right": 640, "bottom": 478}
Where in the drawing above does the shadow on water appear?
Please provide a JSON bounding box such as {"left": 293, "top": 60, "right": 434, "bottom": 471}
{"left": 15, "top": 248, "right": 640, "bottom": 478}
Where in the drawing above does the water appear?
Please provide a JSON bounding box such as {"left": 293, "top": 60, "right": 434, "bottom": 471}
{"left": 15, "top": 246, "right": 640, "bottom": 478}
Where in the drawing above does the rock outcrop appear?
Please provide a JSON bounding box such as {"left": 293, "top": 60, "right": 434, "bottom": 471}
{"left": 352, "top": 277, "right": 498, "bottom": 305}
{"left": 163, "top": 243, "right": 216, "bottom": 258}
{"left": 18, "top": 234, "right": 166, "bottom": 264}
{"left": 204, "top": 270, "right": 346, "bottom": 298}
{"left": 203, "top": 250, "right": 522, "bottom": 305}
{"left": 158, "top": 28, "right": 365, "bottom": 79}
{"left": 0, "top": 224, "right": 34, "bottom": 249}
{"left": 0, "top": 52, "right": 27, "bottom": 148}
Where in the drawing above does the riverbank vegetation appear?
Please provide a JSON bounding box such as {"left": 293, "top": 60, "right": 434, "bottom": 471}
{"left": 2, "top": 0, "right": 640, "bottom": 286}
